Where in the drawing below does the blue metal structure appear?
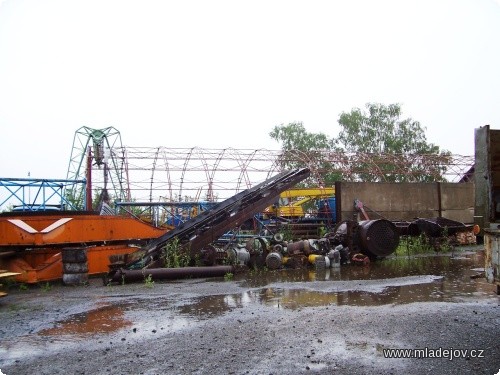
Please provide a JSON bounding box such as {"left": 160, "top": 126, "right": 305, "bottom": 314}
{"left": 115, "top": 200, "right": 217, "bottom": 227}
{"left": 0, "top": 178, "right": 86, "bottom": 212}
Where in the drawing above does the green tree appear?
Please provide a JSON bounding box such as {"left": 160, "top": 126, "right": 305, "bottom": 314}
{"left": 269, "top": 122, "right": 340, "bottom": 185}
{"left": 337, "top": 103, "right": 438, "bottom": 154}
{"left": 270, "top": 104, "right": 451, "bottom": 183}
{"left": 269, "top": 122, "right": 332, "bottom": 151}
{"left": 336, "top": 103, "right": 451, "bottom": 182}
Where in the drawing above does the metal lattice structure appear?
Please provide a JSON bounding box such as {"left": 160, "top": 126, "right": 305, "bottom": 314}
{"left": 97, "top": 147, "right": 474, "bottom": 204}
{"left": 277, "top": 150, "right": 474, "bottom": 184}
{"left": 0, "top": 178, "right": 86, "bottom": 211}
{"left": 121, "top": 147, "right": 283, "bottom": 202}
{"left": 0, "top": 142, "right": 473, "bottom": 212}
{"left": 66, "top": 127, "right": 127, "bottom": 207}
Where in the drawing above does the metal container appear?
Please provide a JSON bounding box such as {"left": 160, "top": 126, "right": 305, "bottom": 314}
{"left": 358, "top": 219, "right": 399, "bottom": 257}
{"left": 227, "top": 247, "right": 250, "bottom": 266}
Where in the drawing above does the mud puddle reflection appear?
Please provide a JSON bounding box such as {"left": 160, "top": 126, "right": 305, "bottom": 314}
{"left": 178, "top": 251, "right": 497, "bottom": 318}
{"left": 1, "top": 299, "right": 186, "bottom": 366}
{"left": 4, "top": 250, "right": 494, "bottom": 366}
{"left": 38, "top": 303, "right": 133, "bottom": 337}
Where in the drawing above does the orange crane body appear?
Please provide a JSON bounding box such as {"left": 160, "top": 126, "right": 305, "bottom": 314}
{"left": 0, "top": 212, "right": 170, "bottom": 283}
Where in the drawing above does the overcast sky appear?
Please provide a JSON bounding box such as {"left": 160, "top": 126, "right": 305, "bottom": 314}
{"left": 0, "top": 0, "right": 499, "bottom": 179}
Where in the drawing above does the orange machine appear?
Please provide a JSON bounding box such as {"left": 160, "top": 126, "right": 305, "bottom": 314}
{"left": 0, "top": 211, "right": 170, "bottom": 283}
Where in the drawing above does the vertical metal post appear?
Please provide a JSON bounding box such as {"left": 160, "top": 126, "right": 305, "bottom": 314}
{"left": 474, "top": 126, "right": 490, "bottom": 234}
{"left": 335, "top": 181, "right": 342, "bottom": 222}
{"left": 86, "top": 147, "right": 92, "bottom": 211}
{"left": 437, "top": 182, "right": 442, "bottom": 217}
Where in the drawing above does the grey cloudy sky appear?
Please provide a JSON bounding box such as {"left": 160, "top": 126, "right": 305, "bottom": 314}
{"left": 0, "top": 0, "right": 499, "bottom": 179}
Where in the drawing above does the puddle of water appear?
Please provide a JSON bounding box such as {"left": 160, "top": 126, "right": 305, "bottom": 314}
{"left": 236, "top": 251, "right": 486, "bottom": 287}
{"left": 7, "top": 249, "right": 495, "bottom": 361}
{"left": 177, "top": 293, "right": 244, "bottom": 318}
{"left": 38, "top": 303, "right": 133, "bottom": 337}
{"left": 174, "top": 251, "right": 498, "bottom": 317}
{"left": 1, "top": 303, "right": 136, "bottom": 366}
{"left": 0, "top": 298, "right": 197, "bottom": 366}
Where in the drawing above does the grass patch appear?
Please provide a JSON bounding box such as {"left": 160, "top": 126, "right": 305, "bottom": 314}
{"left": 395, "top": 231, "right": 455, "bottom": 256}
{"left": 41, "top": 282, "right": 52, "bottom": 292}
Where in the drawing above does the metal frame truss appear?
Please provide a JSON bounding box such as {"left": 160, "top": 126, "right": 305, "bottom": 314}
{"left": 0, "top": 178, "right": 86, "bottom": 211}
{"left": 103, "top": 147, "right": 474, "bottom": 204}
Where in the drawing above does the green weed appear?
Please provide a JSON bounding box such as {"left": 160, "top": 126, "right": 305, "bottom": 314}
{"left": 144, "top": 273, "right": 154, "bottom": 288}
{"left": 163, "top": 238, "right": 190, "bottom": 268}
{"left": 41, "top": 282, "right": 52, "bottom": 292}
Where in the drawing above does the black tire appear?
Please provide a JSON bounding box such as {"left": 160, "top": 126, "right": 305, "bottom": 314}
{"left": 63, "top": 262, "right": 89, "bottom": 274}
{"left": 62, "top": 247, "right": 88, "bottom": 263}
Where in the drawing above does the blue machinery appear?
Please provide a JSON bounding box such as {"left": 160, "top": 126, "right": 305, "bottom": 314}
{"left": 115, "top": 200, "right": 217, "bottom": 227}
{"left": 0, "top": 178, "right": 87, "bottom": 212}
{"left": 0, "top": 127, "right": 128, "bottom": 213}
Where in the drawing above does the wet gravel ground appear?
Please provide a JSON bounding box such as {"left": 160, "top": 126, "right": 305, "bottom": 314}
{"left": 1, "top": 251, "right": 499, "bottom": 375}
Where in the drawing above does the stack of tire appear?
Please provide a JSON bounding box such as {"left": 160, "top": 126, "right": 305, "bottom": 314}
{"left": 62, "top": 247, "right": 89, "bottom": 285}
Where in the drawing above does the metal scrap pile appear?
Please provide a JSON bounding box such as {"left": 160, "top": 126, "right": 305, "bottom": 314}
{"left": 203, "top": 218, "right": 401, "bottom": 271}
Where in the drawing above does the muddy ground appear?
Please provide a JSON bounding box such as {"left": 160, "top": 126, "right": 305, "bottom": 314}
{"left": 0, "top": 248, "right": 499, "bottom": 375}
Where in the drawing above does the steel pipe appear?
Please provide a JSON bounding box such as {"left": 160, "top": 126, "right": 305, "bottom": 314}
{"left": 111, "top": 266, "right": 235, "bottom": 282}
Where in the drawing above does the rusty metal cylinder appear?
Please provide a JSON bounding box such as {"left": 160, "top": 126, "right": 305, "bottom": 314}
{"left": 227, "top": 247, "right": 250, "bottom": 265}
{"left": 286, "top": 239, "right": 316, "bottom": 255}
{"left": 111, "top": 266, "right": 235, "bottom": 282}
{"left": 358, "top": 219, "right": 400, "bottom": 257}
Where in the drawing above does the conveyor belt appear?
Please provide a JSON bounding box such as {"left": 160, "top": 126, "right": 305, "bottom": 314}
{"left": 124, "top": 168, "right": 310, "bottom": 269}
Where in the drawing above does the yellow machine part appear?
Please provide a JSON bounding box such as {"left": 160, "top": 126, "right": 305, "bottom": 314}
{"left": 264, "top": 187, "right": 335, "bottom": 218}
{"left": 307, "top": 254, "right": 323, "bottom": 265}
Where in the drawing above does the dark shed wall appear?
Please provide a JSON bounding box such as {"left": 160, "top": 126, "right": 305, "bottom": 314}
{"left": 440, "top": 183, "right": 475, "bottom": 223}
{"left": 474, "top": 126, "right": 490, "bottom": 230}
{"left": 337, "top": 182, "right": 474, "bottom": 223}
{"left": 474, "top": 125, "right": 500, "bottom": 231}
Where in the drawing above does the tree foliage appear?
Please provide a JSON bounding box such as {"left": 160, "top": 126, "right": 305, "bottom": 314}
{"left": 269, "top": 122, "right": 333, "bottom": 151}
{"left": 336, "top": 103, "right": 450, "bottom": 182}
{"left": 337, "top": 103, "right": 440, "bottom": 154}
{"left": 269, "top": 122, "right": 340, "bottom": 185}
{"left": 270, "top": 103, "right": 451, "bottom": 183}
